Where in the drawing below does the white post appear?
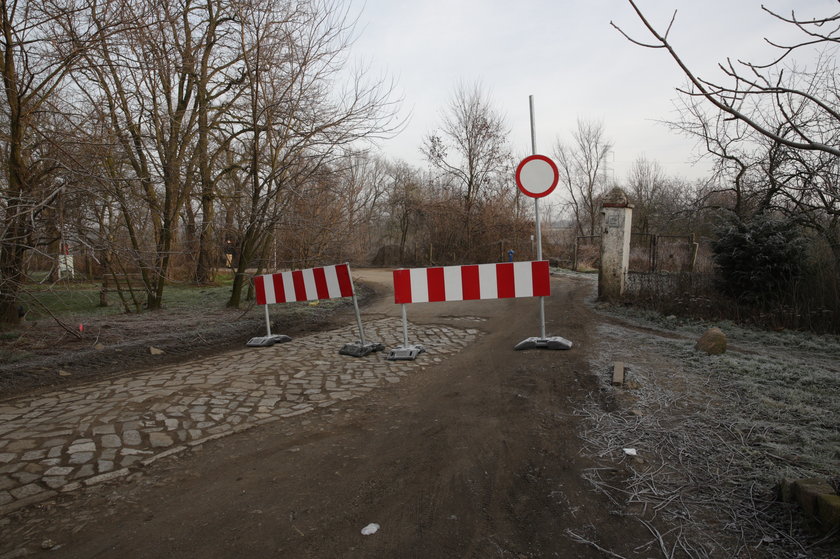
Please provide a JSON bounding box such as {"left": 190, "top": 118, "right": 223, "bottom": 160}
{"left": 351, "top": 294, "right": 367, "bottom": 345}
{"left": 599, "top": 189, "right": 634, "bottom": 301}
{"left": 401, "top": 304, "right": 409, "bottom": 347}
{"left": 264, "top": 304, "right": 272, "bottom": 337}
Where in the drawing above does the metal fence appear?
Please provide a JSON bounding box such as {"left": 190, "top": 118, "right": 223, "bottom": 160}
{"left": 629, "top": 234, "right": 704, "bottom": 273}
{"left": 574, "top": 234, "right": 714, "bottom": 274}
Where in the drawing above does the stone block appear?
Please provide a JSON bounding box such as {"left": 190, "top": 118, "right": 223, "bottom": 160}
{"left": 100, "top": 434, "right": 122, "bottom": 448}
{"left": 44, "top": 466, "right": 74, "bottom": 477}
{"left": 612, "top": 362, "right": 625, "bottom": 386}
{"left": 21, "top": 450, "right": 46, "bottom": 461}
{"left": 148, "top": 432, "right": 173, "bottom": 448}
{"left": 68, "top": 452, "right": 94, "bottom": 465}
{"left": 816, "top": 493, "right": 840, "bottom": 531}
{"left": 794, "top": 478, "right": 834, "bottom": 517}
{"left": 67, "top": 441, "right": 96, "bottom": 454}
{"left": 43, "top": 476, "right": 68, "bottom": 489}
{"left": 10, "top": 483, "right": 44, "bottom": 500}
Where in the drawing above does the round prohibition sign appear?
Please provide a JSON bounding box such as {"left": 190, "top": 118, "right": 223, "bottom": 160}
{"left": 515, "top": 154, "right": 559, "bottom": 198}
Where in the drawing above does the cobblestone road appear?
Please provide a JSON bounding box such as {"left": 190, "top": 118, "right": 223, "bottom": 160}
{"left": 0, "top": 317, "right": 481, "bottom": 516}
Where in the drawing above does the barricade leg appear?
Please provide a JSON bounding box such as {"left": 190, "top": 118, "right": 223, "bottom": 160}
{"left": 386, "top": 304, "right": 425, "bottom": 361}
{"left": 246, "top": 304, "right": 293, "bottom": 347}
{"left": 514, "top": 296, "right": 572, "bottom": 350}
{"left": 339, "top": 293, "right": 385, "bottom": 357}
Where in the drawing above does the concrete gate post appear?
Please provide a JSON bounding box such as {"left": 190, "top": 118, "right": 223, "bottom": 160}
{"left": 599, "top": 188, "right": 633, "bottom": 301}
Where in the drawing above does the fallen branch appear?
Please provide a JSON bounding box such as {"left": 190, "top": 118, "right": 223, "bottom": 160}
{"left": 565, "top": 529, "right": 629, "bottom": 559}
{"left": 21, "top": 289, "right": 82, "bottom": 339}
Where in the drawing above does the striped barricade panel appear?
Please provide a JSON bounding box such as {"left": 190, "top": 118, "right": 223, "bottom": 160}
{"left": 393, "top": 261, "right": 550, "bottom": 304}
{"left": 254, "top": 263, "right": 354, "bottom": 305}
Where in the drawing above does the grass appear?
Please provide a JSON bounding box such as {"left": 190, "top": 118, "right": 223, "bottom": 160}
{"left": 13, "top": 272, "right": 356, "bottom": 342}
{"left": 601, "top": 300, "right": 840, "bottom": 354}
{"left": 19, "top": 274, "right": 240, "bottom": 321}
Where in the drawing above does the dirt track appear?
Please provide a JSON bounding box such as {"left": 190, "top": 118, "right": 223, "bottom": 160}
{"left": 3, "top": 271, "right": 655, "bottom": 557}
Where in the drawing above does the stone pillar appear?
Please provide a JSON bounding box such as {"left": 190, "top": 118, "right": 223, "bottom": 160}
{"left": 599, "top": 188, "right": 633, "bottom": 301}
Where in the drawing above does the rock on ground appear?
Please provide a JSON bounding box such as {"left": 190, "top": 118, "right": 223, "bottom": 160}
{"left": 695, "top": 327, "right": 727, "bottom": 355}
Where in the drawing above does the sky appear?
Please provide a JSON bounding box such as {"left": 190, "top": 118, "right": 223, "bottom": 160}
{"left": 345, "top": 0, "right": 833, "bottom": 182}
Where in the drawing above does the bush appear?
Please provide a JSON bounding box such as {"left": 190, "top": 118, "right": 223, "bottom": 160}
{"left": 712, "top": 215, "right": 806, "bottom": 303}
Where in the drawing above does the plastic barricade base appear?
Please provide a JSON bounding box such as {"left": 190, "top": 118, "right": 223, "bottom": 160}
{"left": 386, "top": 344, "right": 425, "bottom": 361}
{"left": 339, "top": 340, "right": 386, "bottom": 358}
{"left": 246, "top": 334, "right": 293, "bottom": 347}
{"left": 514, "top": 336, "right": 573, "bottom": 351}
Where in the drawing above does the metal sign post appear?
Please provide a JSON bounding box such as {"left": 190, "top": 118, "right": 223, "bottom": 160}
{"left": 513, "top": 95, "right": 572, "bottom": 351}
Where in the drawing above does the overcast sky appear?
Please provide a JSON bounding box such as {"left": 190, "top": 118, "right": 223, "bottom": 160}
{"left": 346, "top": 0, "right": 832, "bottom": 182}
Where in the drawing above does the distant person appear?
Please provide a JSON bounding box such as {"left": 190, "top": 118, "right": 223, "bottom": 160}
{"left": 507, "top": 249, "right": 515, "bottom": 262}
{"left": 224, "top": 241, "right": 234, "bottom": 267}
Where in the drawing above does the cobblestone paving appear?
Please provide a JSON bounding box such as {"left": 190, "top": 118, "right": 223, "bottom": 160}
{"left": 0, "top": 318, "right": 480, "bottom": 515}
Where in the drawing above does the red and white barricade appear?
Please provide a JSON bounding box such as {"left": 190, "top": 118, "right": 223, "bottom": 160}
{"left": 388, "top": 261, "right": 570, "bottom": 360}
{"left": 254, "top": 263, "right": 354, "bottom": 305}
{"left": 249, "top": 263, "right": 382, "bottom": 356}
{"left": 393, "top": 261, "right": 550, "bottom": 304}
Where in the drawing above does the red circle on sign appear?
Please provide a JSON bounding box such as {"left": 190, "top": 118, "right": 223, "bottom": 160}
{"left": 515, "top": 154, "right": 559, "bottom": 198}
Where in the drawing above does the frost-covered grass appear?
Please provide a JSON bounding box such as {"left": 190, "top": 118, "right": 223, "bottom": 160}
{"left": 663, "top": 336, "right": 839, "bottom": 478}
{"left": 602, "top": 301, "right": 840, "bottom": 356}
{"left": 602, "top": 302, "right": 840, "bottom": 476}
{"left": 579, "top": 303, "right": 840, "bottom": 557}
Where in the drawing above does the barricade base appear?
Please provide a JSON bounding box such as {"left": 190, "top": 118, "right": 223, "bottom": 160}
{"left": 339, "top": 341, "right": 385, "bottom": 358}
{"left": 246, "top": 335, "right": 293, "bottom": 347}
{"left": 386, "top": 344, "right": 425, "bottom": 361}
{"left": 514, "top": 336, "right": 573, "bottom": 351}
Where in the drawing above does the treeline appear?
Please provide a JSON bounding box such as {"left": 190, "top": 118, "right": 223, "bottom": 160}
{"left": 612, "top": 1, "right": 840, "bottom": 333}
{"left": 0, "top": 0, "right": 403, "bottom": 322}
{"left": 0, "top": 0, "right": 530, "bottom": 329}
{"left": 3, "top": 0, "right": 838, "bottom": 335}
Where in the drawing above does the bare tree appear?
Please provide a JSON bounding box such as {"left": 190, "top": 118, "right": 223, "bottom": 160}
{"left": 626, "top": 155, "right": 667, "bottom": 234}
{"left": 554, "top": 119, "right": 613, "bottom": 236}
{"left": 613, "top": 0, "right": 840, "bottom": 157}
{"left": 190, "top": 0, "right": 242, "bottom": 285}
{"left": 385, "top": 160, "right": 423, "bottom": 264}
{"left": 328, "top": 150, "right": 391, "bottom": 262}
{"left": 224, "top": 0, "right": 400, "bottom": 307}
{"left": 0, "top": 0, "right": 116, "bottom": 325}
{"left": 615, "top": 1, "right": 840, "bottom": 261}
{"left": 69, "top": 0, "right": 211, "bottom": 310}
{"left": 422, "top": 82, "right": 510, "bottom": 253}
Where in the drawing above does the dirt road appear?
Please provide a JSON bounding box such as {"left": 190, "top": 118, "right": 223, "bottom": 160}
{"left": 3, "top": 271, "right": 653, "bottom": 558}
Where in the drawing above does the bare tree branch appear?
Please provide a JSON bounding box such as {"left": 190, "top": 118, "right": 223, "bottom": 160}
{"left": 613, "top": 0, "right": 840, "bottom": 157}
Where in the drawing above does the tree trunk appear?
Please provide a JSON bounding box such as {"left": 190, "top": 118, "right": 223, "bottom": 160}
{"left": 227, "top": 233, "right": 257, "bottom": 308}
{"left": 193, "top": 29, "right": 216, "bottom": 285}
{"left": 0, "top": 247, "right": 24, "bottom": 326}
{"left": 195, "top": 196, "right": 215, "bottom": 284}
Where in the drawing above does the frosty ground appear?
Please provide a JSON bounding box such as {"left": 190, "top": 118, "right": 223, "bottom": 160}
{"left": 0, "top": 270, "right": 838, "bottom": 558}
